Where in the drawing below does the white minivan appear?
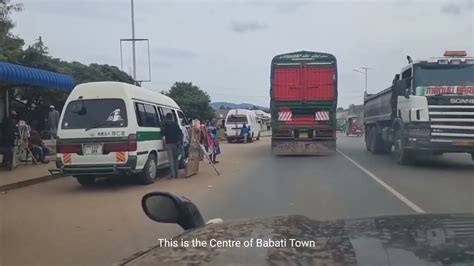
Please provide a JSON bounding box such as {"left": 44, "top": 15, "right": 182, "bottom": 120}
{"left": 225, "top": 109, "right": 261, "bottom": 143}
{"left": 55, "top": 82, "right": 190, "bottom": 186}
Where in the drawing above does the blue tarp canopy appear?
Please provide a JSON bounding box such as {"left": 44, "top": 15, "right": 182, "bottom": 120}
{"left": 0, "top": 61, "right": 76, "bottom": 90}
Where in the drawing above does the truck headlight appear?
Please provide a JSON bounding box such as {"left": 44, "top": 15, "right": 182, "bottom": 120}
{"left": 408, "top": 128, "right": 430, "bottom": 136}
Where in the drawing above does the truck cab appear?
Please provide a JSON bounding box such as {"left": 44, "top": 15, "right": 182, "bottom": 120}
{"left": 364, "top": 51, "right": 474, "bottom": 164}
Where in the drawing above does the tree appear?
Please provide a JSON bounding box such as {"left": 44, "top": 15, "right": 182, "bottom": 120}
{"left": 0, "top": 0, "right": 24, "bottom": 62}
{"left": 1, "top": 2, "right": 135, "bottom": 131}
{"left": 219, "top": 105, "right": 225, "bottom": 109}
{"left": 164, "top": 82, "right": 215, "bottom": 121}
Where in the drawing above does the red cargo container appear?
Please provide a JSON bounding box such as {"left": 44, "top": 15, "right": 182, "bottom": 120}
{"left": 270, "top": 51, "right": 338, "bottom": 155}
{"left": 273, "top": 66, "right": 336, "bottom": 101}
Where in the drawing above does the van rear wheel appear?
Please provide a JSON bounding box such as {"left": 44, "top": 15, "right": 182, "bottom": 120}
{"left": 75, "top": 176, "right": 95, "bottom": 186}
{"left": 138, "top": 154, "right": 157, "bottom": 185}
{"left": 248, "top": 133, "right": 254, "bottom": 143}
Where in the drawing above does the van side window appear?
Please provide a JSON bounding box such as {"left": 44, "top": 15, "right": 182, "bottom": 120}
{"left": 160, "top": 107, "right": 177, "bottom": 121}
{"left": 144, "top": 104, "right": 159, "bottom": 127}
{"left": 135, "top": 102, "right": 147, "bottom": 126}
{"left": 135, "top": 102, "right": 159, "bottom": 127}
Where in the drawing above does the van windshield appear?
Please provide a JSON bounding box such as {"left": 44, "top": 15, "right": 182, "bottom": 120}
{"left": 62, "top": 99, "right": 128, "bottom": 129}
{"left": 227, "top": 115, "right": 248, "bottom": 123}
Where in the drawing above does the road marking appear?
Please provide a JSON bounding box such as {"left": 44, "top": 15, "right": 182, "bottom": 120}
{"left": 336, "top": 149, "right": 426, "bottom": 214}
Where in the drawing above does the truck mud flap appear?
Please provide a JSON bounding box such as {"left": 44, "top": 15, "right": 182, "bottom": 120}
{"left": 272, "top": 140, "right": 336, "bottom": 155}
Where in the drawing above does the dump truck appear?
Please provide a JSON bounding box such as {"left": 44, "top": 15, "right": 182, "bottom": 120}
{"left": 270, "top": 51, "right": 338, "bottom": 155}
{"left": 364, "top": 50, "right": 474, "bottom": 164}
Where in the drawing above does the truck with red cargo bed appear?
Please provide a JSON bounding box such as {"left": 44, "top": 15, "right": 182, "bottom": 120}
{"left": 270, "top": 51, "right": 338, "bottom": 155}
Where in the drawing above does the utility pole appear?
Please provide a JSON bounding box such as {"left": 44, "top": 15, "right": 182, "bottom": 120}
{"left": 131, "top": 0, "right": 137, "bottom": 81}
{"left": 353, "top": 67, "right": 372, "bottom": 94}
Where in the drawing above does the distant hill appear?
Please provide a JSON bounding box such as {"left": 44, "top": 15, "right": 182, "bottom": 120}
{"left": 211, "top": 102, "right": 269, "bottom": 112}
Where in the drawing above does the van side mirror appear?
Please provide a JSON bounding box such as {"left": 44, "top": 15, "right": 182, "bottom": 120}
{"left": 142, "top": 192, "right": 205, "bottom": 230}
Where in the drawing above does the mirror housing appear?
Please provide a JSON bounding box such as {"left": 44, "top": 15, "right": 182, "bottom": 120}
{"left": 142, "top": 192, "right": 205, "bottom": 230}
{"left": 404, "top": 78, "right": 412, "bottom": 98}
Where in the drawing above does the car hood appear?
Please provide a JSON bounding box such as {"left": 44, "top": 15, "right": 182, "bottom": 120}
{"left": 121, "top": 214, "right": 474, "bottom": 265}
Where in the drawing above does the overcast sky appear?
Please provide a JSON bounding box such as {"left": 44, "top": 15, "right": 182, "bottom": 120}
{"left": 11, "top": 0, "right": 474, "bottom": 108}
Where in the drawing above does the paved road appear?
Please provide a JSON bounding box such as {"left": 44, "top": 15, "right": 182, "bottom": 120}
{"left": 1, "top": 135, "right": 473, "bottom": 265}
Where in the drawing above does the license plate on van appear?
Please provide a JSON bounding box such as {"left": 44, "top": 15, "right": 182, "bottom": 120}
{"left": 83, "top": 144, "right": 103, "bottom": 155}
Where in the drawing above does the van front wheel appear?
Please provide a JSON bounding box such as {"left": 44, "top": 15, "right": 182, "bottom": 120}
{"left": 138, "top": 154, "right": 157, "bottom": 185}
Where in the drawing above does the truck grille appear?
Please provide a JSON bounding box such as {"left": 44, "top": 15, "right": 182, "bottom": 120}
{"left": 428, "top": 104, "right": 474, "bottom": 140}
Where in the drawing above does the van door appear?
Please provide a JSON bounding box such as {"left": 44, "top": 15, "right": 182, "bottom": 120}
{"left": 176, "top": 110, "right": 190, "bottom": 147}
{"left": 158, "top": 107, "right": 179, "bottom": 166}
{"left": 57, "top": 98, "right": 131, "bottom": 166}
{"left": 134, "top": 102, "right": 162, "bottom": 169}
{"left": 225, "top": 114, "right": 248, "bottom": 137}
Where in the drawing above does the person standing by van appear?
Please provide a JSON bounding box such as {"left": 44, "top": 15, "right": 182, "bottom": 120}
{"left": 162, "top": 113, "right": 183, "bottom": 179}
{"left": 48, "top": 105, "right": 60, "bottom": 138}
{"left": 240, "top": 123, "right": 249, "bottom": 144}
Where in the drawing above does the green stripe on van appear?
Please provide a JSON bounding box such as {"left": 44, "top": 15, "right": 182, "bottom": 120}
{"left": 137, "top": 131, "right": 162, "bottom": 141}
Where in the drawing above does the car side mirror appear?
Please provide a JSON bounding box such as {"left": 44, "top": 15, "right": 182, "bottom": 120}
{"left": 142, "top": 192, "right": 205, "bottom": 230}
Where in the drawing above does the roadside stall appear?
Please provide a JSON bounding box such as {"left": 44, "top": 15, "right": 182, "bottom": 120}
{"left": 0, "top": 62, "right": 75, "bottom": 170}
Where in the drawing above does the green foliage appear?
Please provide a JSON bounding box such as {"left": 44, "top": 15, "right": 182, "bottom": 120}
{"left": 1, "top": 1, "right": 134, "bottom": 131}
{"left": 0, "top": 0, "right": 24, "bottom": 62}
{"left": 164, "top": 82, "right": 215, "bottom": 121}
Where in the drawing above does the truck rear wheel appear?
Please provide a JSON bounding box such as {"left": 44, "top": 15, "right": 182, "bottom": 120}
{"left": 370, "top": 127, "right": 391, "bottom": 154}
{"left": 365, "top": 126, "right": 372, "bottom": 152}
{"left": 393, "top": 130, "right": 412, "bottom": 165}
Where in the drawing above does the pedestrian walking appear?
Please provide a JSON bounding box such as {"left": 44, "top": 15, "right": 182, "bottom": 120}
{"left": 161, "top": 113, "right": 183, "bottom": 179}
{"left": 240, "top": 123, "right": 249, "bottom": 144}
{"left": 207, "top": 123, "right": 221, "bottom": 163}
{"left": 48, "top": 105, "right": 60, "bottom": 138}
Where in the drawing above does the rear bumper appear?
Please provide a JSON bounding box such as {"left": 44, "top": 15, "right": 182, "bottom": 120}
{"left": 52, "top": 155, "right": 138, "bottom": 176}
{"left": 272, "top": 139, "right": 336, "bottom": 155}
{"left": 406, "top": 136, "right": 474, "bottom": 153}
{"left": 227, "top": 136, "right": 247, "bottom": 141}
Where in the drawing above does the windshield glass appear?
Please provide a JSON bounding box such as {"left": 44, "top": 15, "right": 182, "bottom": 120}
{"left": 62, "top": 99, "right": 127, "bottom": 129}
{"left": 226, "top": 115, "right": 248, "bottom": 123}
{"left": 414, "top": 64, "right": 474, "bottom": 87}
